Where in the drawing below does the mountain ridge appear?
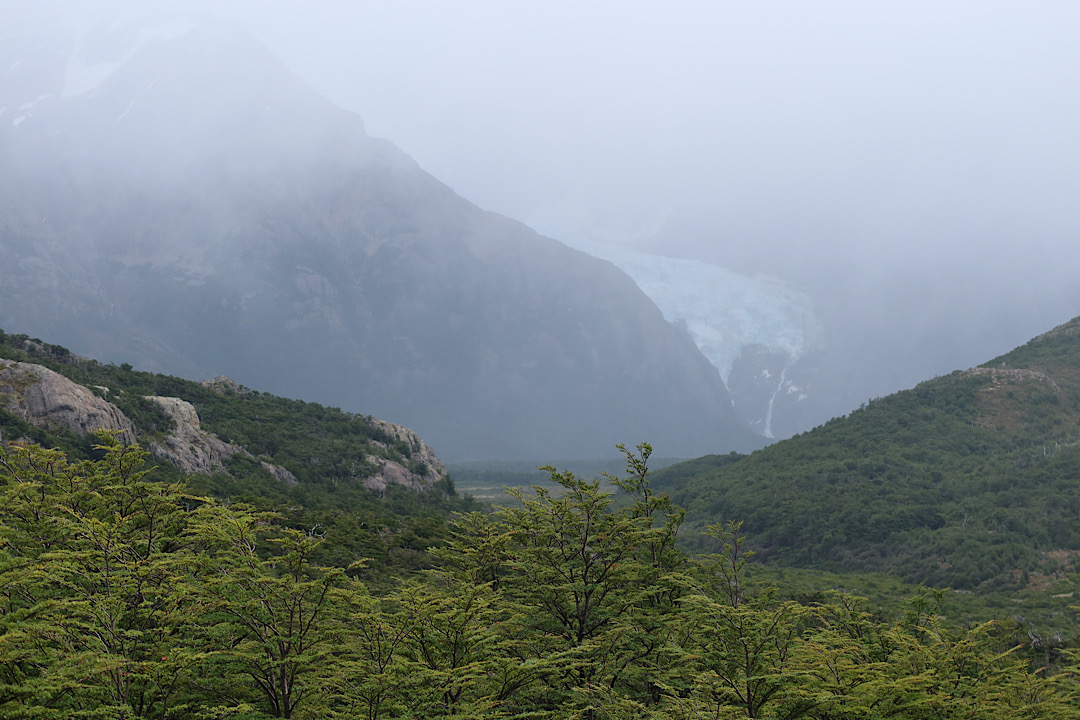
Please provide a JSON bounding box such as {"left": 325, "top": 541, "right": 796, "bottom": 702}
{"left": 0, "top": 331, "right": 444, "bottom": 493}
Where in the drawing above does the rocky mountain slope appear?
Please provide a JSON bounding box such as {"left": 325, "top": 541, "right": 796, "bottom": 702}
{"left": 653, "top": 315, "right": 1080, "bottom": 593}
{"left": 0, "top": 12, "right": 761, "bottom": 461}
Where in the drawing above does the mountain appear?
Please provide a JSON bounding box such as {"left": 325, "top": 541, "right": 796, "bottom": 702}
{"left": 653, "top": 315, "right": 1080, "bottom": 592}
{"left": 0, "top": 12, "right": 762, "bottom": 461}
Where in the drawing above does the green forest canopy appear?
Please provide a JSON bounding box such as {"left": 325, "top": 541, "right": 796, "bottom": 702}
{"left": 0, "top": 438, "right": 1075, "bottom": 719}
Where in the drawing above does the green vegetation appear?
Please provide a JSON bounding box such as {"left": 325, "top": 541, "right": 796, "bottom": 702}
{"left": 0, "top": 330, "right": 479, "bottom": 580}
{"left": 648, "top": 318, "right": 1080, "bottom": 647}
{"left": 0, "top": 437, "right": 1073, "bottom": 719}
{"left": 447, "top": 456, "right": 685, "bottom": 504}
{"left": 6, "top": 320, "right": 1080, "bottom": 715}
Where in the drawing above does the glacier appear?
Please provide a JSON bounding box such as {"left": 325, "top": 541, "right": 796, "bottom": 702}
{"left": 559, "top": 241, "right": 824, "bottom": 385}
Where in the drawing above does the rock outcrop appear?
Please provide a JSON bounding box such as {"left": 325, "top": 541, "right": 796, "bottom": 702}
{"left": 965, "top": 367, "right": 1062, "bottom": 393}
{"left": 144, "top": 395, "right": 247, "bottom": 475}
{"left": 0, "top": 359, "right": 136, "bottom": 444}
{"left": 201, "top": 376, "right": 247, "bottom": 395}
{"left": 144, "top": 395, "right": 298, "bottom": 482}
{"left": 364, "top": 419, "right": 447, "bottom": 495}
{"left": 260, "top": 461, "right": 299, "bottom": 486}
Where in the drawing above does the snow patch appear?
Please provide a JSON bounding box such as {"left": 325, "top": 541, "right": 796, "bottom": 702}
{"left": 10, "top": 95, "right": 53, "bottom": 129}
{"left": 18, "top": 94, "right": 51, "bottom": 111}
{"left": 115, "top": 98, "right": 135, "bottom": 123}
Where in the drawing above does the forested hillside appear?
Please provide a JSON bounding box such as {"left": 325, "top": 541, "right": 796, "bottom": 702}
{"left": 4, "top": 323, "right": 1080, "bottom": 716}
{"left": 0, "top": 329, "right": 476, "bottom": 576}
{"left": 0, "top": 439, "right": 1074, "bottom": 718}
{"left": 654, "top": 317, "right": 1080, "bottom": 594}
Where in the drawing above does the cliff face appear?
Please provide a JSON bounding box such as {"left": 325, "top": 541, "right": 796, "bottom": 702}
{"left": 0, "top": 15, "right": 762, "bottom": 461}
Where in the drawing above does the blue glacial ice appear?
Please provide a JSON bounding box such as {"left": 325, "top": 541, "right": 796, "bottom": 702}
{"left": 570, "top": 242, "right": 824, "bottom": 385}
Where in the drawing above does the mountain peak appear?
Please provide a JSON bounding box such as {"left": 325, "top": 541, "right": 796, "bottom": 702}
{"left": 59, "top": 11, "right": 203, "bottom": 98}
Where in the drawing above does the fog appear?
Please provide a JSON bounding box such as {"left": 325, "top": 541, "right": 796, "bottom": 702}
{"left": 8, "top": 0, "right": 1080, "bottom": 426}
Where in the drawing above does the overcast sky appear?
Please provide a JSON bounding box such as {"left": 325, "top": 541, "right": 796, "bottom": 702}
{"left": 9, "top": 0, "right": 1080, "bottom": 403}
{"left": 225, "top": 2, "right": 1080, "bottom": 263}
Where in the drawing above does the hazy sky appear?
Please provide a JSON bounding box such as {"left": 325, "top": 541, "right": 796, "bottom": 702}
{"left": 9, "top": 0, "right": 1080, "bottom": 404}
{"left": 223, "top": 2, "right": 1080, "bottom": 263}
{"left": 243, "top": 1, "right": 1080, "bottom": 394}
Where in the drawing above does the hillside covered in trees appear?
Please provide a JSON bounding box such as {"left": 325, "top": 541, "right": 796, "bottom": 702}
{"left": 0, "top": 329, "right": 476, "bottom": 577}
{"left": 654, "top": 317, "right": 1080, "bottom": 603}
{"left": 0, "top": 438, "right": 1074, "bottom": 719}
{"left": 4, "top": 322, "right": 1080, "bottom": 716}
